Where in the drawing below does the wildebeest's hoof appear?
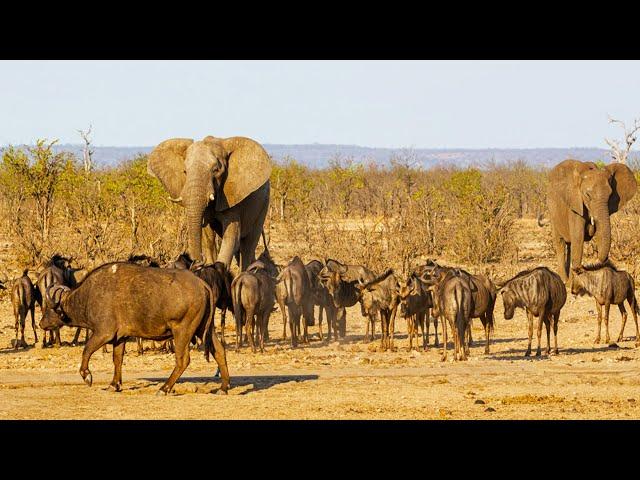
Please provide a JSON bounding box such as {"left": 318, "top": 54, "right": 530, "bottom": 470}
{"left": 105, "top": 383, "right": 121, "bottom": 392}
{"left": 83, "top": 373, "right": 92, "bottom": 387}
{"left": 156, "top": 389, "right": 168, "bottom": 396}
{"left": 440, "top": 355, "right": 447, "bottom": 362}
{"left": 216, "top": 388, "right": 229, "bottom": 395}
{"left": 535, "top": 350, "right": 541, "bottom": 357}
{"left": 524, "top": 350, "right": 531, "bottom": 357}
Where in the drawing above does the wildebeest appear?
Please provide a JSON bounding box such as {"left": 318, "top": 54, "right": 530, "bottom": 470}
{"left": 356, "top": 269, "right": 399, "bottom": 350}
{"left": 231, "top": 249, "right": 277, "bottom": 352}
{"left": 319, "top": 259, "right": 376, "bottom": 341}
{"left": 499, "top": 266, "right": 567, "bottom": 356}
{"left": 396, "top": 273, "right": 436, "bottom": 351}
{"left": 419, "top": 262, "right": 496, "bottom": 354}
{"left": 11, "top": 269, "right": 41, "bottom": 348}
{"left": 429, "top": 269, "right": 473, "bottom": 361}
{"left": 39, "top": 262, "right": 229, "bottom": 394}
{"left": 571, "top": 263, "right": 640, "bottom": 346}
{"left": 170, "top": 253, "right": 234, "bottom": 344}
{"left": 275, "top": 256, "right": 316, "bottom": 348}
{"left": 37, "top": 255, "right": 88, "bottom": 348}
{"left": 305, "top": 259, "right": 335, "bottom": 340}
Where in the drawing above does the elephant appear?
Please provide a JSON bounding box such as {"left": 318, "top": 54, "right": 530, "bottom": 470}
{"left": 147, "top": 136, "right": 272, "bottom": 271}
{"left": 546, "top": 159, "right": 637, "bottom": 283}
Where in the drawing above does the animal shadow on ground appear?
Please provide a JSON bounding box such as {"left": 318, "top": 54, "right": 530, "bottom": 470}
{"left": 488, "top": 344, "right": 628, "bottom": 361}
{"left": 141, "top": 374, "right": 318, "bottom": 395}
{"left": 0, "top": 344, "right": 37, "bottom": 354}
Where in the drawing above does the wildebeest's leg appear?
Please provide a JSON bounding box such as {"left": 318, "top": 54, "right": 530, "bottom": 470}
{"left": 210, "top": 327, "right": 230, "bottom": 393}
{"left": 30, "top": 305, "right": 38, "bottom": 344}
{"left": 535, "top": 308, "right": 546, "bottom": 356}
{"left": 544, "top": 314, "right": 551, "bottom": 355}
{"left": 289, "top": 305, "right": 298, "bottom": 348}
{"left": 440, "top": 314, "right": 448, "bottom": 362}
{"left": 302, "top": 306, "right": 310, "bottom": 344}
{"left": 80, "top": 331, "right": 113, "bottom": 387}
{"left": 467, "top": 318, "right": 473, "bottom": 346}
{"left": 19, "top": 308, "right": 27, "bottom": 348}
{"left": 220, "top": 308, "right": 227, "bottom": 345}
{"left": 108, "top": 339, "right": 126, "bottom": 392}
{"left": 390, "top": 309, "right": 397, "bottom": 350}
{"left": 525, "top": 310, "right": 534, "bottom": 357}
{"left": 433, "top": 313, "right": 439, "bottom": 347}
{"left": 603, "top": 302, "right": 611, "bottom": 344}
{"left": 259, "top": 311, "right": 268, "bottom": 353}
{"left": 364, "top": 317, "right": 370, "bottom": 343}
{"left": 552, "top": 312, "right": 560, "bottom": 355}
{"left": 137, "top": 338, "right": 144, "bottom": 356}
{"left": 71, "top": 327, "right": 83, "bottom": 346}
{"left": 54, "top": 327, "right": 61, "bottom": 348}
{"left": 594, "top": 302, "right": 602, "bottom": 344}
{"left": 317, "top": 305, "right": 324, "bottom": 341}
{"left": 246, "top": 307, "right": 257, "bottom": 353}
{"left": 13, "top": 305, "right": 20, "bottom": 349}
{"left": 481, "top": 314, "right": 490, "bottom": 354}
{"left": 628, "top": 293, "right": 640, "bottom": 346}
{"left": 617, "top": 304, "right": 627, "bottom": 343}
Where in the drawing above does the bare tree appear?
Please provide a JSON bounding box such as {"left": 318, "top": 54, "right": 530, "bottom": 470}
{"left": 605, "top": 116, "right": 640, "bottom": 164}
{"left": 77, "top": 125, "right": 94, "bottom": 173}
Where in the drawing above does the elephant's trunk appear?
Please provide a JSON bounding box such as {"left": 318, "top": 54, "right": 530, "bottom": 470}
{"left": 183, "top": 166, "right": 215, "bottom": 262}
{"left": 592, "top": 202, "right": 611, "bottom": 264}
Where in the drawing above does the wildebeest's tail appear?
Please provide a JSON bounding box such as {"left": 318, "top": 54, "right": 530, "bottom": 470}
{"left": 203, "top": 284, "right": 216, "bottom": 362}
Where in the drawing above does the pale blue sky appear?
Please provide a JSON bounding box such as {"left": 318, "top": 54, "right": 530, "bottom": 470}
{"left": 1, "top": 60, "right": 639, "bottom": 148}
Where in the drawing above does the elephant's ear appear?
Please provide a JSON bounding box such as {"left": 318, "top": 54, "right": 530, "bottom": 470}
{"left": 549, "top": 159, "right": 593, "bottom": 217}
{"left": 604, "top": 162, "right": 638, "bottom": 214}
{"left": 215, "top": 137, "right": 272, "bottom": 210}
{"left": 147, "top": 138, "right": 194, "bottom": 200}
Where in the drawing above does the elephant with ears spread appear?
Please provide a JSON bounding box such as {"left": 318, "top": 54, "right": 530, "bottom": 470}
{"left": 148, "top": 136, "right": 271, "bottom": 271}
{"left": 546, "top": 159, "right": 637, "bottom": 282}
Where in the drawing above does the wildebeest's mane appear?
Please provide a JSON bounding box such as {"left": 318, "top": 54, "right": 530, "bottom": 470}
{"left": 360, "top": 269, "right": 394, "bottom": 289}
{"left": 580, "top": 260, "right": 619, "bottom": 272}
{"left": 504, "top": 266, "right": 555, "bottom": 286}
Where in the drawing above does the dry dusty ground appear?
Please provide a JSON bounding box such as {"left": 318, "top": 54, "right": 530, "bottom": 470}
{"left": 1, "top": 219, "right": 639, "bottom": 419}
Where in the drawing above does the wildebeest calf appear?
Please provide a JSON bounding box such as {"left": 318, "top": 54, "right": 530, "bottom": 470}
{"left": 11, "top": 270, "right": 40, "bottom": 348}
{"left": 571, "top": 263, "right": 640, "bottom": 346}
{"left": 40, "top": 262, "right": 229, "bottom": 395}
{"left": 500, "top": 266, "right": 567, "bottom": 356}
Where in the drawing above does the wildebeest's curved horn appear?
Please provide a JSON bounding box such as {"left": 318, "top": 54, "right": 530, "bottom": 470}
{"left": 537, "top": 212, "right": 550, "bottom": 227}
{"left": 168, "top": 196, "right": 183, "bottom": 203}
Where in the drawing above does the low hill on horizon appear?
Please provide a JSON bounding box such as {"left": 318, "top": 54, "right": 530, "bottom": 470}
{"left": 3, "top": 143, "right": 633, "bottom": 169}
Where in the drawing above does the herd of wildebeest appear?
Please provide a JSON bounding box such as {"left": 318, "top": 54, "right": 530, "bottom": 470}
{"left": 1, "top": 243, "right": 639, "bottom": 395}
{"left": 1, "top": 154, "right": 640, "bottom": 396}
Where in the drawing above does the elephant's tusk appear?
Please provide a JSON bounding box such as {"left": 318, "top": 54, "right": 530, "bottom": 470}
{"left": 168, "top": 196, "right": 183, "bottom": 203}
{"left": 590, "top": 217, "right": 595, "bottom": 226}
{"left": 209, "top": 194, "right": 215, "bottom": 201}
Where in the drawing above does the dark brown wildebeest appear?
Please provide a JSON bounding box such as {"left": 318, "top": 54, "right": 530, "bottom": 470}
{"left": 170, "top": 253, "right": 234, "bottom": 343}
{"left": 319, "top": 259, "right": 376, "bottom": 341}
{"left": 276, "top": 256, "right": 316, "bottom": 348}
{"left": 396, "top": 273, "right": 436, "bottom": 351}
{"left": 231, "top": 250, "right": 277, "bottom": 352}
{"left": 356, "top": 269, "right": 400, "bottom": 351}
{"left": 419, "top": 262, "right": 496, "bottom": 354}
{"left": 39, "top": 262, "right": 229, "bottom": 395}
{"left": 571, "top": 263, "right": 640, "bottom": 346}
{"left": 428, "top": 269, "right": 473, "bottom": 361}
{"left": 37, "top": 255, "right": 89, "bottom": 348}
{"left": 11, "top": 269, "right": 41, "bottom": 348}
{"left": 499, "top": 266, "right": 567, "bottom": 356}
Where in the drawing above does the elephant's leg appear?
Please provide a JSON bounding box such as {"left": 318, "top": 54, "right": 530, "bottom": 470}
{"left": 217, "top": 220, "right": 241, "bottom": 270}
{"left": 202, "top": 223, "right": 219, "bottom": 265}
{"left": 551, "top": 228, "right": 570, "bottom": 283}
{"left": 239, "top": 218, "right": 268, "bottom": 272}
